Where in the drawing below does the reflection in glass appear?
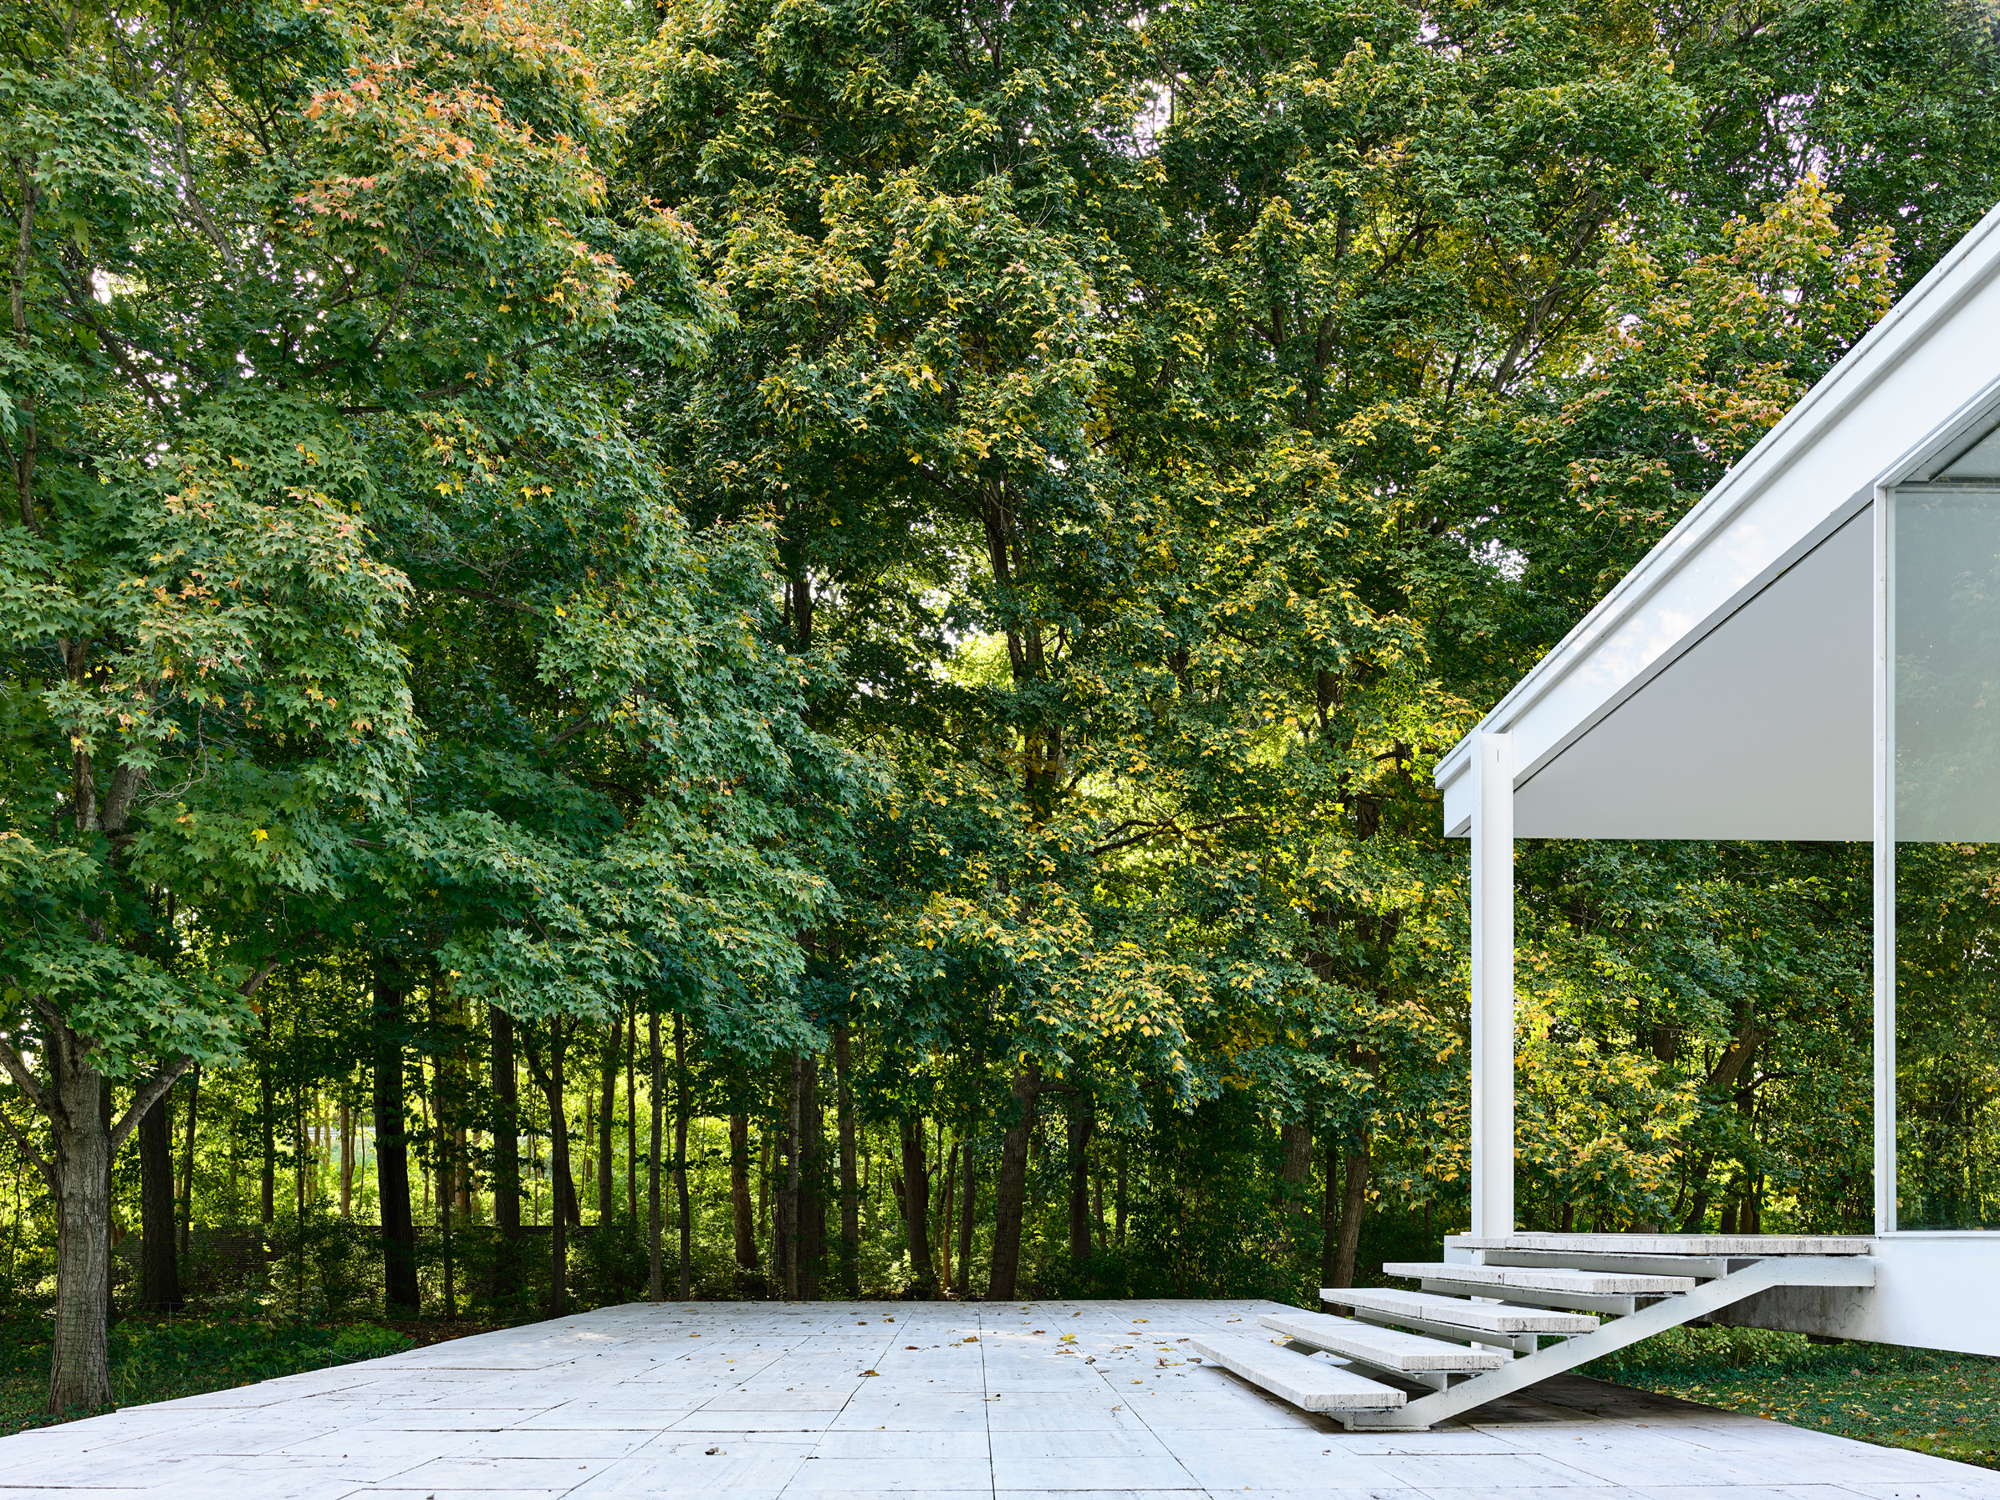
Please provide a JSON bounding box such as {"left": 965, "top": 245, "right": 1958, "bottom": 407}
{"left": 1892, "top": 843, "right": 2000, "bottom": 1228}
{"left": 1893, "top": 491, "right": 2000, "bottom": 1228}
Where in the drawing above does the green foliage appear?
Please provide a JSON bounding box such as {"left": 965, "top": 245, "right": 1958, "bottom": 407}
{"left": 0, "top": 1312, "right": 412, "bottom": 1433}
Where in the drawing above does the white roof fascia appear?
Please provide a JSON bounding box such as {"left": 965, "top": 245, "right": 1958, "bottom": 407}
{"left": 1437, "top": 198, "right": 2000, "bottom": 837}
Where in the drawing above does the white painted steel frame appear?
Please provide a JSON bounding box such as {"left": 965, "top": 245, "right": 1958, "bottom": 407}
{"left": 1872, "top": 479, "right": 2000, "bottom": 1235}
{"left": 1873, "top": 484, "right": 1895, "bottom": 1234}
{"left": 1470, "top": 732, "right": 1515, "bottom": 1238}
{"left": 1425, "top": 198, "right": 2000, "bottom": 1343}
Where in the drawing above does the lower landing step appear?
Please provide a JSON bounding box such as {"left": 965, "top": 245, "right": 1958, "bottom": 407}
{"left": 1188, "top": 1333, "right": 1406, "bottom": 1411}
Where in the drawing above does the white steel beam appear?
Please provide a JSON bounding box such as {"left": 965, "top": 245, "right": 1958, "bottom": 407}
{"left": 1470, "top": 731, "right": 1515, "bottom": 1240}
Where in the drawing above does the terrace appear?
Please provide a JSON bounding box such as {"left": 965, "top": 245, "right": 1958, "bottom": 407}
{"left": 1, "top": 1299, "right": 1989, "bottom": 1498}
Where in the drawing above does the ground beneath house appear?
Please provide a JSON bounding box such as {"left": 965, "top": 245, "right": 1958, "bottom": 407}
{"left": 1, "top": 1298, "right": 1994, "bottom": 1499}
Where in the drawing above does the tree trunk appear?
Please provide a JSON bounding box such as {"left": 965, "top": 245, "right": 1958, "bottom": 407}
{"left": 1066, "top": 1096, "right": 1093, "bottom": 1264}
{"left": 372, "top": 980, "right": 419, "bottom": 1314}
{"left": 538, "top": 1021, "right": 572, "bottom": 1317}
{"left": 776, "top": 1061, "right": 799, "bottom": 1298}
{"left": 900, "top": 1115, "right": 935, "bottom": 1295}
{"left": 987, "top": 1062, "right": 1039, "bottom": 1300}
{"left": 1280, "top": 1121, "right": 1312, "bottom": 1253}
{"left": 1678, "top": 1153, "right": 1713, "bottom": 1234}
{"left": 259, "top": 1005, "right": 276, "bottom": 1226}
{"left": 937, "top": 1141, "right": 957, "bottom": 1294}
{"left": 758, "top": 1131, "right": 772, "bottom": 1262}
{"left": 177, "top": 1064, "right": 199, "bottom": 1259}
{"left": 729, "top": 1113, "right": 757, "bottom": 1277}
{"left": 558, "top": 1142, "right": 581, "bottom": 1227}
{"left": 1324, "top": 1137, "right": 1369, "bottom": 1290}
{"left": 957, "top": 1127, "right": 976, "bottom": 1292}
{"left": 626, "top": 1008, "right": 638, "bottom": 1219}
{"left": 338, "top": 1100, "right": 352, "bottom": 1218}
{"left": 598, "top": 1018, "right": 618, "bottom": 1223}
{"left": 1115, "top": 1143, "right": 1127, "bottom": 1247}
{"left": 46, "top": 1032, "right": 112, "bottom": 1413}
{"left": 674, "top": 1013, "right": 692, "bottom": 1299}
{"left": 796, "top": 1053, "right": 821, "bottom": 1300}
{"left": 648, "top": 1010, "right": 663, "bottom": 1302}
{"left": 489, "top": 1006, "right": 521, "bottom": 1302}
{"left": 137, "top": 1090, "right": 181, "bottom": 1311}
{"left": 834, "top": 1027, "right": 859, "bottom": 1296}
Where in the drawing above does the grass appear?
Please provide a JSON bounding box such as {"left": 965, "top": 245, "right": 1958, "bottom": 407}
{"left": 0, "top": 1312, "right": 414, "bottom": 1434}
{"left": 1583, "top": 1324, "right": 2000, "bottom": 1471}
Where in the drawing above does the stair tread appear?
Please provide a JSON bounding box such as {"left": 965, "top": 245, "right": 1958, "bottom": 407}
{"left": 1451, "top": 1234, "right": 1871, "bottom": 1256}
{"left": 1326, "top": 1287, "right": 1598, "bottom": 1334}
{"left": 1260, "top": 1309, "right": 1507, "bottom": 1371}
{"left": 1190, "top": 1333, "right": 1407, "bottom": 1410}
{"left": 1384, "top": 1261, "right": 1696, "bottom": 1294}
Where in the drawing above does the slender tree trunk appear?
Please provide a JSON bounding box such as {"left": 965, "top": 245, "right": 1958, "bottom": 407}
{"left": 1066, "top": 1095, "right": 1093, "bottom": 1264}
{"left": 373, "top": 980, "right": 418, "bottom": 1314}
{"left": 729, "top": 1113, "right": 757, "bottom": 1279}
{"left": 957, "top": 1127, "right": 976, "bottom": 1293}
{"left": 899, "top": 1115, "right": 935, "bottom": 1295}
{"left": 177, "top": 1065, "right": 198, "bottom": 1259}
{"left": 777, "top": 1059, "right": 801, "bottom": 1298}
{"left": 648, "top": 1010, "right": 663, "bottom": 1302}
{"left": 796, "top": 1053, "right": 821, "bottom": 1300}
{"left": 557, "top": 1129, "right": 581, "bottom": 1227}
{"left": 99, "top": 1080, "right": 112, "bottom": 1325}
{"left": 338, "top": 1100, "right": 353, "bottom": 1218}
{"left": 626, "top": 1007, "right": 638, "bottom": 1219}
{"left": 598, "top": 1019, "right": 618, "bottom": 1224}
{"left": 1679, "top": 1154, "right": 1714, "bottom": 1234}
{"left": 758, "top": 1131, "right": 772, "bottom": 1265}
{"left": 489, "top": 1007, "right": 521, "bottom": 1302}
{"left": 47, "top": 1034, "right": 112, "bottom": 1413}
{"left": 1320, "top": 1146, "right": 1338, "bottom": 1287}
{"left": 1280, "top": 1121, "right": 1312, "bottom": 1254}
{"left": 674, "top": 1014, "right": 692, "bottom": 1300}
{"left": 137, "top": 1091, "right": 181, "bottom": 1311}
{"left": 580, "top": 1079, "right": 594, "bottom": 1219}
{"left": 1323, "top": 1136, "right": 1369, "bottom": 1290}
{"left": 541, "top": 1021, "right": 572, "bottom": 1317}
{"left": 259, "top": 1005, "right": 276, "bottom": 1227}
{"left": 938, "top": 1141, "right": 957, "bottom": 1294}
{"left": 834, "top": 1027, "right": 859, "bottom": 1296}
{"left": 988, "top": 1062, "right": 1039, "bottom": 1300}
{"left": 1115, "top": 1143, "right": 1127, "bottom": 1247}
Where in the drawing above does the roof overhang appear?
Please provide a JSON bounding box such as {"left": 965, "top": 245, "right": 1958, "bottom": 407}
{"left": 1438, "top": 201, "right": 2000, "bottom": 840}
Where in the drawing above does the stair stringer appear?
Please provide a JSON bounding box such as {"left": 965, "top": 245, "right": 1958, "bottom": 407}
{"left": 1335, "top": 1255, "right": 1876, "bottom": 1431}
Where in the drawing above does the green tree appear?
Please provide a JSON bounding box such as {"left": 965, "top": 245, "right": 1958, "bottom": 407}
{"left": 0, "top": 0, "right": 629, "bottom": 1407}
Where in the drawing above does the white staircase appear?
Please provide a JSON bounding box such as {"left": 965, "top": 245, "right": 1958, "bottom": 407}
{"left": 1190, "top": 1234, "right": 1875, "bottom": 1429}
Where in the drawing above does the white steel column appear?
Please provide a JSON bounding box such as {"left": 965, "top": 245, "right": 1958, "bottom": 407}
{"left": 1470, "top": 730, "right": 1516, "bottom": 1240}
{"left": 1873, "top": 488, "right": 1896, "bottom": 1234}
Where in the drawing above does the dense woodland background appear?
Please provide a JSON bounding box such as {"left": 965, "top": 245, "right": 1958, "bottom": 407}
{"left": 5, "top": 0, "right": 2000, "bottom": 1411}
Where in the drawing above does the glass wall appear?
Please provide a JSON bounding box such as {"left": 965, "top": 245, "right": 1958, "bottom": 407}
{"left": 1892, "top": 489, "right": 2000, "bottom": 1228}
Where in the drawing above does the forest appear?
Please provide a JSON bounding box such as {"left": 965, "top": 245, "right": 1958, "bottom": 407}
{"left": 4, "top": 0, "right": 2000, "bottom": 1417}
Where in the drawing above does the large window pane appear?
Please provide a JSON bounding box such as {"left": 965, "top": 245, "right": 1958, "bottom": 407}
{"left": 1893, "top": 492, "right": 2000, "bottom": 1228}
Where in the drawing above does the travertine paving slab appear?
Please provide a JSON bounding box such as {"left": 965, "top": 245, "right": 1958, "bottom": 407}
{"left": 3, "top": 1299, "right": 1996, "bottom": 1498}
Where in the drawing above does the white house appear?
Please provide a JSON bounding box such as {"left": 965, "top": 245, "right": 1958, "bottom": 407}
{"left": 1431, "top": 195, "right": 2000, "bottom": 1360}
